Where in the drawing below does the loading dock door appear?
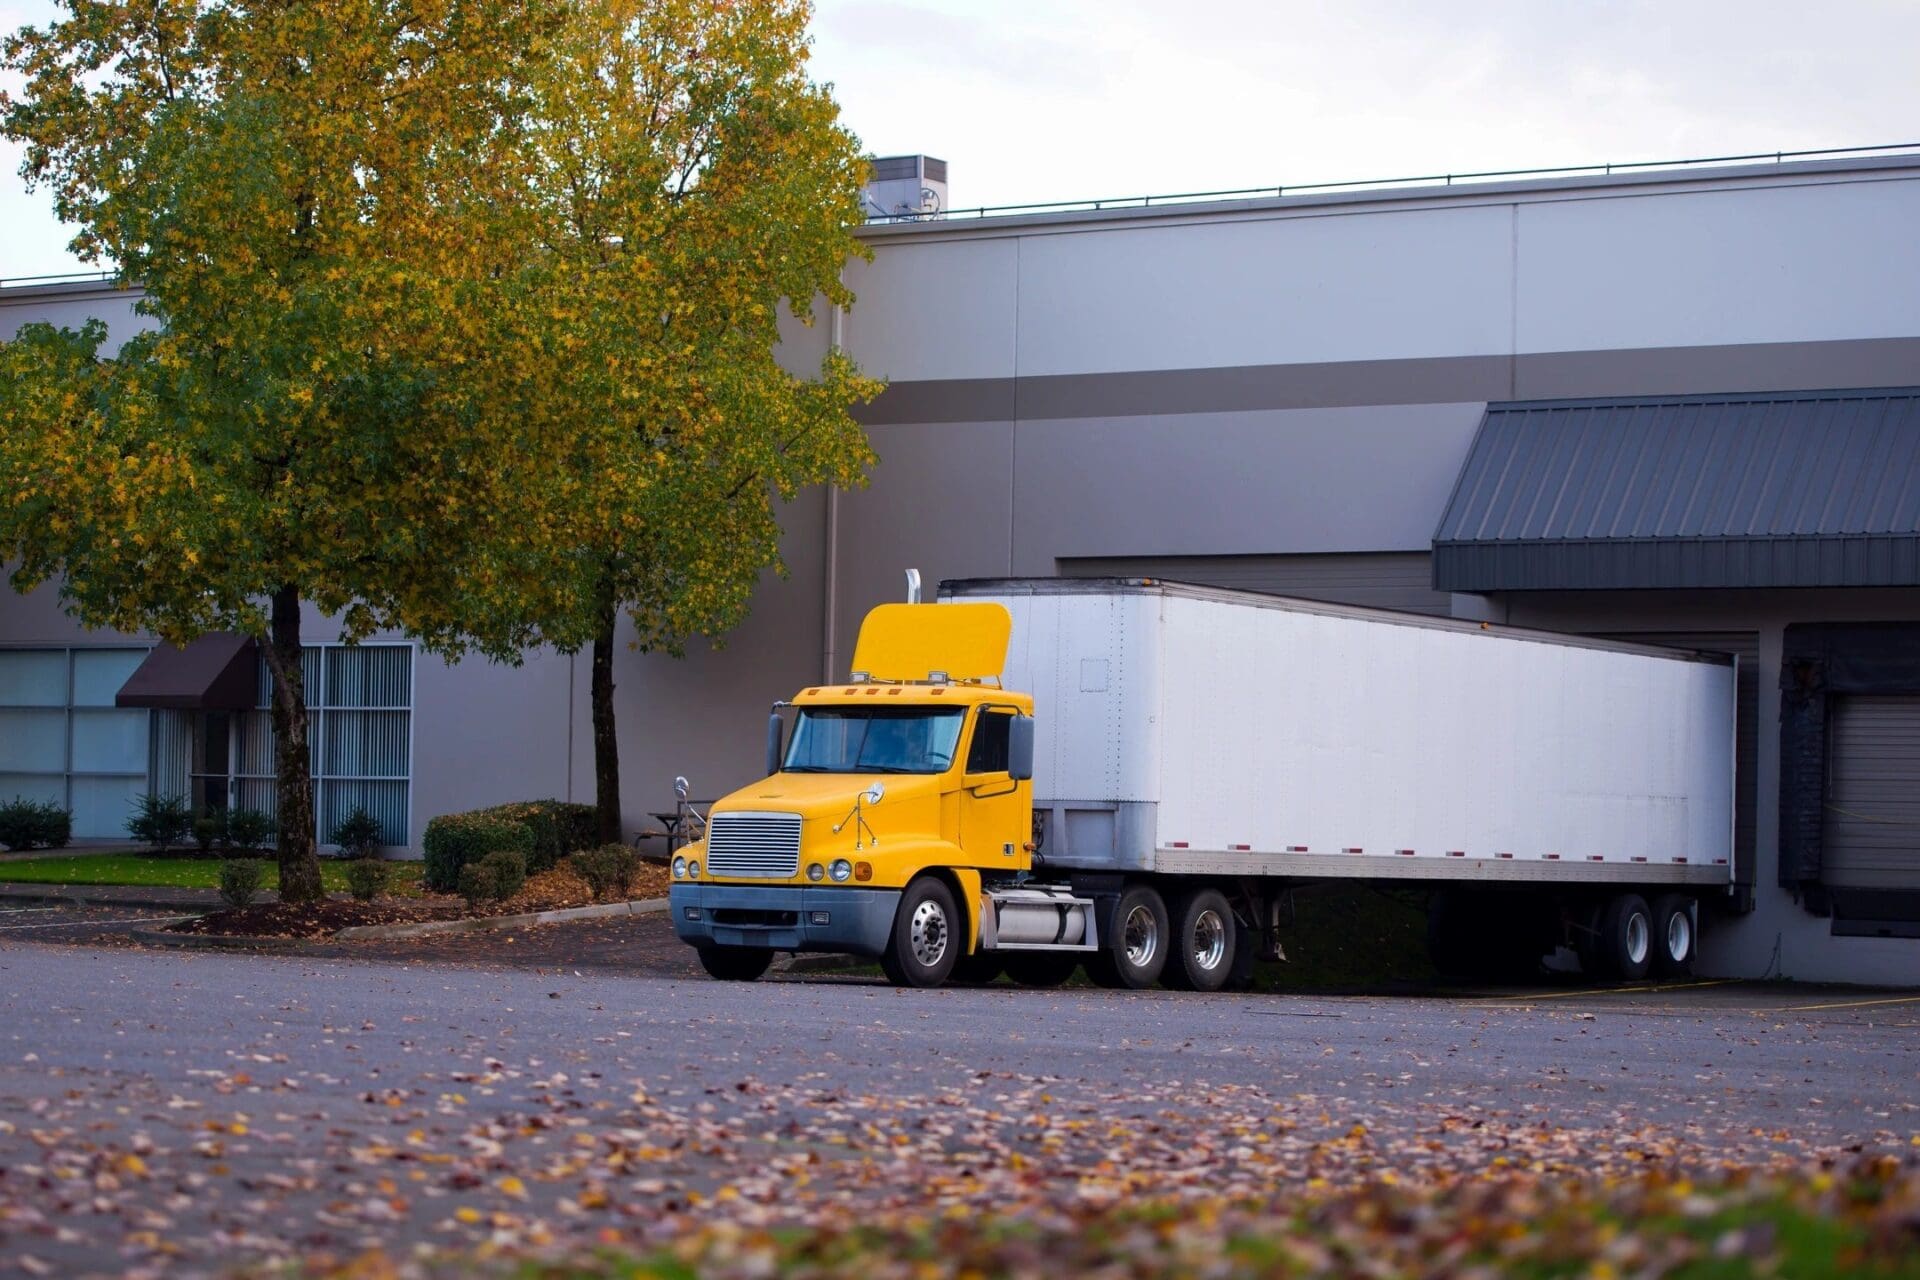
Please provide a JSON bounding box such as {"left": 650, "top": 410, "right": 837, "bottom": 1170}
{"left": 1823, "top": 695, "right": 1920, "bottom": 893}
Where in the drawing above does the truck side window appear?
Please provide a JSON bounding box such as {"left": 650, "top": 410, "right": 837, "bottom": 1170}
{"left": 967, "top": 709, "right": 1012, "bottom": 774}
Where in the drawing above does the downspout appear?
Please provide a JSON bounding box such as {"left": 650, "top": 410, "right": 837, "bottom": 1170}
{"left": 821, "top": 302, "right": 845, "bottom": 684}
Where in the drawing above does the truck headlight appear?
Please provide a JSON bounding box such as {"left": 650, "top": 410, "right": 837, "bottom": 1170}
{"left": 806, "top": 862, "right": 825, "bottom": 882}
{"left": 672, "top": 855, "right": 687, "bottom": 879}
{"left": 687, "top": 859, "right": 700, "bottom": 879}
{"left": 829, "top": 858, "right": 852, "bottom": 882}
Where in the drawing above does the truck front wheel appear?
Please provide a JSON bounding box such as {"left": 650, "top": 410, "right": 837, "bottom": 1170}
{"left": 881, "top": 876, "right": 961, "bottom": 988}
{"left": 1163, "top": 887, "right": 1238, "bottom": 992}
{"left": 697, "top": 946, "right": 774, "bottom": 982}
{"left": 1087, "top": 884, "right": 1170, "bottom": 989}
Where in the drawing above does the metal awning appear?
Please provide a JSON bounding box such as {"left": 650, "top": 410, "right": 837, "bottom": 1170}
{"left": 1433, "top": 387, "right": 1920, "bottom": 591}
{"left": 116, "top": 633, "right": 259, "bottom": 710}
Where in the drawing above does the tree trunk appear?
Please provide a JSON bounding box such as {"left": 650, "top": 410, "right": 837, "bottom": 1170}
{"left": 591, "top": 590, "right": 622, "bottom": 845}
{"left": 265, "top": 584, "right": 325, "bottom": 903}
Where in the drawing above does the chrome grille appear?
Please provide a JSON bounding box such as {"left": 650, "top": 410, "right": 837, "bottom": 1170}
{"left": 705, "top": 811, "right": 802, "bottom": 879}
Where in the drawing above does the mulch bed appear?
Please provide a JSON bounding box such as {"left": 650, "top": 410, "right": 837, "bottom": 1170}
{"left": 167, "top": 863, "right": 675, "bottom": 940}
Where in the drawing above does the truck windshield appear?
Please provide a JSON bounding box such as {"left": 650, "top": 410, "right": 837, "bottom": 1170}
{"left": 783, "top": 708, "right": 966, "bottom": 774}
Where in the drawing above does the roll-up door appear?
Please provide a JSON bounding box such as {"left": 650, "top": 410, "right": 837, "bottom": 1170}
{"left": 1823, "top": 695, "right": 1920, "bottom": 893}
{"left": 1057, "top": 552, "right": 1450, "bottom": 615}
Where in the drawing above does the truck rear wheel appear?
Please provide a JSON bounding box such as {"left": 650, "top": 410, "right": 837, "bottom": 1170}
{"left": 697, "top": 946, "right": 774, "bottom": 982}
{"left": 1163, "top": 887, "right": 1237, "bottom": 992}
{"left": 882, "top": 876, "right": 960, "bottom": 989}
{"left": 1598, "top": 893, "right": 1654, "bottom": 981}
{"left": 1087, "top": 884, "right": 1169, "bottom": 989}
{"left": 1651, "top": 894, "right": 1695, "bottom": 977}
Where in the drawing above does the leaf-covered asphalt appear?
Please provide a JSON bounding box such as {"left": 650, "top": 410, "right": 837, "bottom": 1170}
{"left": 0, "top": 926, "right": 1915, "bottom": 1277}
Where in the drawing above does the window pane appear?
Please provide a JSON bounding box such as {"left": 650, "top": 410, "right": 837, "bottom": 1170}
{"left": 72, "top": 709, "right": 147, "bottom": 774}
{"left": 0, "top": 708, "right": 66, "bottom": 771}
{"left": 321, "top": 779, "right": 407, "bottom": 846}
{"left": 233, "top": 711, "right": 275, "bottom": 777}
{"left": 0, "top": 650, "right": 66, "bottom": 706}
{"left": 71, "top": 775, "right": 145, "bottom": 839}
{"left": 71, "top": 648, "right": 148, "bottom": 707}
{"left": 322, "top": 710, "right": 409, "bottom": 777}
{"left": 0, "top": 774, "right": 64, "bottom": 806}
{"left": 325, "top": 646, "right": 410, "bottom": 708}
{"left": 150, "top": 709, "right": 192, "bottom": 798}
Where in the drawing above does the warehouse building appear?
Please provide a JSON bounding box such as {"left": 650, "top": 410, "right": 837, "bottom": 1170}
{"left": 3, "top": 146, "right": 1918, "bottom": 983}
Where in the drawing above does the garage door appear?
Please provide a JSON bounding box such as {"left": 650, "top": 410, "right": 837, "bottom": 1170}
{"left": 1824, "top": 694, "right": 1920, "bottom": 891}
{"left": 1057, "top": 552, "right": 1450, "bottom": 615}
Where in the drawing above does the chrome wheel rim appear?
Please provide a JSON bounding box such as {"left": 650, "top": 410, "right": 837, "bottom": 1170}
{"left": 1191, "top": 908, "right": 1227, "bottom": 971}
{"left": 1666, "top": 910, "right": 1691, "bottom": 961}
{"left": 1626, "top": 911, "right": 1650, "bottom": 967}
{"left": 1123, "top": 904, "right": 1160, "bottom": 969}
{"left": 910, "top": 899, "right": 949, "bottom": 968}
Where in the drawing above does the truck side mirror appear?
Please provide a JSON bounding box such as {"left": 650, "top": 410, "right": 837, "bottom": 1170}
{"left": 1008, "top": 714, "right": 1035, "bottom": 781}
{"left": 765, "top": 712, "right": 785, "bottom": 777}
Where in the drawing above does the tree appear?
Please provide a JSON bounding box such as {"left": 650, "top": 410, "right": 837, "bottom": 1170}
{"left": 0, "top": 0, "right": 564, "bottom": 900}
{"left": 505, "top": 0, "right": 881, "bottom": 842}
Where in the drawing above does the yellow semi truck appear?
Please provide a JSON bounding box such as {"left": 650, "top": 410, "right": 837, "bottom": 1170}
{"left": 670, "top": 576, "right": 1738, "bottom": 990}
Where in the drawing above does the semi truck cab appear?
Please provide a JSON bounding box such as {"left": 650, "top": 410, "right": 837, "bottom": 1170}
{"left": 670, "top": 600, "right": 1099, "bottom": 986}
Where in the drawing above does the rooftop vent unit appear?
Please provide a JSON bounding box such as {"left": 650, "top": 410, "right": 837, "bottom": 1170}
{"left": 863, "top": 155, "right": 947, "bottom": 221}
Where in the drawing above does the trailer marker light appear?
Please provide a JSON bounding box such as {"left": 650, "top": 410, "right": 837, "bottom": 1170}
{"left": 1169, "top": 841, "right": 1189, "bottom": 848}
{"left": 1342, "top": 847, "right": 1363, "bottom": 854}
{"left": 1713, "top": 858, "right": 1729, "bottom": 864}
{"left": 1229, "top": 843, "right": 1251, "bottom": 851}
{"left": 1447, "top": 851, "right": 1465, "bottom": 857}
{"left": 1588, "top": 855, "right": 1605, "bottom": 862}
{"left": 1496, "top": 852, "right": 1514, "bottom": 859}
{"left": 1631, "top": 856, "right": 1648, "bottom": 863}
{"left": 1544, "top": 853, "right": 1561, "bottom": 860}
{"left": 1287, "top": 846, "right": 1308, "bottom": 853}
{"left": 1396, "top": 849, "right": 1415, "bottom": 856}
{"left": 1672, "top": 857, "right": 1689, "bottom": 864}
{"left": 810, "top": 911, "right": 831, "bottom": 926}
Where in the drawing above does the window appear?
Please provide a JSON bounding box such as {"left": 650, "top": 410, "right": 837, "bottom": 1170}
{"left": 783, "top": 708, "right": 965, "bottom": 774}
{"left": 966, "top": 709, "right": 1013, "bottom": 775}
{"left": 0, "top": 647, "right": 150, "bottom": 838}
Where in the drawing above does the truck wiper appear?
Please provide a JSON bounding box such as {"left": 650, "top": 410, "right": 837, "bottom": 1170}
{"left": 860, "top": 765, "right": 918, "bottom": 773}
{"left": 782, "top": 765, "right": 833, "bottom": 772}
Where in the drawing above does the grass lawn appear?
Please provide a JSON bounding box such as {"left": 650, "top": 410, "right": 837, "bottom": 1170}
{"left": 0, "top": 854, "right": 425, "bottom": 895}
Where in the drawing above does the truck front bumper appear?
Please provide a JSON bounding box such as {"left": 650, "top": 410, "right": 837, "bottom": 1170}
{"left": 669, "top": 884, "right": 901, "bottom": 957}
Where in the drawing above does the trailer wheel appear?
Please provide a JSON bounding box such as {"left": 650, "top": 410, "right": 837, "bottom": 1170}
{"left": 1004, "top": 953, "right": 1080, "bottom": 987}
{"left": 1163, "top": 888, "right": 1237, "bottom": 992}
{"left": 1087, "top": 884, "right": 1170, "bottom": 989}
{"left": 1650, "top": 894, "right": 1695, "bottom": 977}
{"left": 697, "top": 946, "right": 774, "bottom": 982}
{"left": 1598, "top": 893, "right": 1654, "bottom": 981}
{"left": 882, "top": 876, "right": 961, "bottom": 988}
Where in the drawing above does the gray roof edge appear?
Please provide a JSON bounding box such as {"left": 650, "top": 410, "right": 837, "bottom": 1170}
{"left": 1485, "top": 385, "right": 1920, "bottom": 412}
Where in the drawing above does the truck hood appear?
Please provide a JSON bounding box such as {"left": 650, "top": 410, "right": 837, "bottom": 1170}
{"left": 713, "top": 771, "right": 946, "bottom": 821}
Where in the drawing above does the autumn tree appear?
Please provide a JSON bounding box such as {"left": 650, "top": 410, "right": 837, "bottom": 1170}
{"left": 506, "top": 0, "right": 880, "bottom": 841}
{"left": 0, "top": 0, "right": 565, "bottom": 900}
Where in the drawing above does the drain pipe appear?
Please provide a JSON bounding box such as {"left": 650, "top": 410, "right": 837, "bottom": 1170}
{"left": 821, "top": 303, "right": 846, "bottom": 684}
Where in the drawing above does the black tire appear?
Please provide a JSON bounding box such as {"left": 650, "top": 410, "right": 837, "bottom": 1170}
{"left": 1598, "top": 893, "right": 1654, "bottom": 981}
{"left": 949, "top": 951, "right": 1005, "bottom": 986}
{"left": 1650, "top": 893, "right": 1696, "bottom": 978}
{"left": 1004, "top": 952, "right": 1080, "bottom": 987}
{"left": 1086, "top": 884, "right": 1170, "bottom": 989}
{"left": 697, "top": 946, "right": 774, "bottom": 982}
{"left": 883, "top": 876, "right": 961, "bottom": 988}
{"left": 1163, "top": 887, "right": 1238, "bottom": 992}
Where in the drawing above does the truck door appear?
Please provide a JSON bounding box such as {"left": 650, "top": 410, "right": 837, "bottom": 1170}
{"left": 959, "top": 706, "right": 1027, "bottom": 868}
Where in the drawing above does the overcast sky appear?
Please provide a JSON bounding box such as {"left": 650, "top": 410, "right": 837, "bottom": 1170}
{"left": 4, "top": 0, "right": 1918, "bottom": 278}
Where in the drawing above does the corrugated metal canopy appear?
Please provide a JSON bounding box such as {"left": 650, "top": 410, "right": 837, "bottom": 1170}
{"left": 1433, "top": 387, "right": 1920, "bottom": 591}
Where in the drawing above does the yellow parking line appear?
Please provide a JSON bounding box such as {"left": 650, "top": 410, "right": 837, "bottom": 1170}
{"left": 1479, "top": 979, "right": 1739, "bottom": 1002}
{"left": 1783, "top": 994, "right": 1920, "bottom": 1012}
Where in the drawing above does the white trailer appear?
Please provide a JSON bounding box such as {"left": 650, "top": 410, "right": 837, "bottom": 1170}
{"left": 943, "top": 577, "right": 1737, "bottom": 984}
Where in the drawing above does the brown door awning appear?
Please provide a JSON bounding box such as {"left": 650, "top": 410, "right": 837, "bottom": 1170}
{"left": 116, "top": 633, "right": 260, "bottom": 710}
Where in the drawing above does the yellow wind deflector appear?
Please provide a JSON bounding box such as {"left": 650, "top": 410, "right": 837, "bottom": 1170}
{"left": 850, "top": 603, "right": 1011, "bottom": 683}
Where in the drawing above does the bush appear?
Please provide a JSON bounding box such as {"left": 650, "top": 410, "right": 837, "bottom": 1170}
{"left": 455, "top": 849, "right": 527, "bottom": 911}
{"left": 192, "top": 808, "right": 228, "bottom": 853}
{"left": 474, "top": 800, "right": 598, "bottom": 874}
{"left": 0, "top": 797, "right": 72, "bottom": 851}
{"left": 329, "top": 806, "right": 384, "bottom": 860}
{"left": 218, "top": 858, "right": 263, "bottom": 908}
{"left": 571, "top": 843, "right": 639, "bottom": 901}
{"left": 344, "top": 858, "right": 390, "bottom": 901}
{"left": 226, "top": 807, "right": 276, "bottom": 852}
{"left": 422, "top": 812, "right": 537, "bottom": 893}
{"left": 127, "top": 793, "right": 192, "bottom": 852}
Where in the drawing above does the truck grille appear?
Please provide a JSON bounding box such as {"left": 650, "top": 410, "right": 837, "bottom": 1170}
{"left": 705, "top": 811, "right": 802, "bottom": 879}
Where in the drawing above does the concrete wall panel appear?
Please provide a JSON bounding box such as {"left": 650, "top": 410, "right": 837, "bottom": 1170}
{"left": 1012, "top": 204, "right": 1515, "bottom": 376}
{"left": 1518, "top": 177, "right": 1920, "bottom": 355}
{"left": 842, "top": 238, "right": 1018, "bottom": 382}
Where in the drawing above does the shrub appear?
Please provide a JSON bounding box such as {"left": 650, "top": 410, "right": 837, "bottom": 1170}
{"left": 192, "top": 808, "right": 228, "bottom": 853}
{"left": 0, "top": 797, "right": 71, "bottom": 851}
{"left": 455, "top": 849, "right": 527, "bottom": 911}
{"left": 474, "top": 800, "right": 598, "bottom": 874}
{"left": 344, "top": 858, "right": 390, "bottom": 901}
{"left": 571, "top": 843, "right": 639, "bottom": 901}
{"left": 329, "top": 806, "right": 384, "bottom": 860}
{"left": 422, "top": 812, "right": 536, "bottom": 893}
{"left": 127, "top": 793, "right": 192, "bottom": 852}
{"left": 218, "top": 858, "right": 263, "bottom": 908}
{"left": 226, "top": 807, "right": 276, "bottom": 852}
